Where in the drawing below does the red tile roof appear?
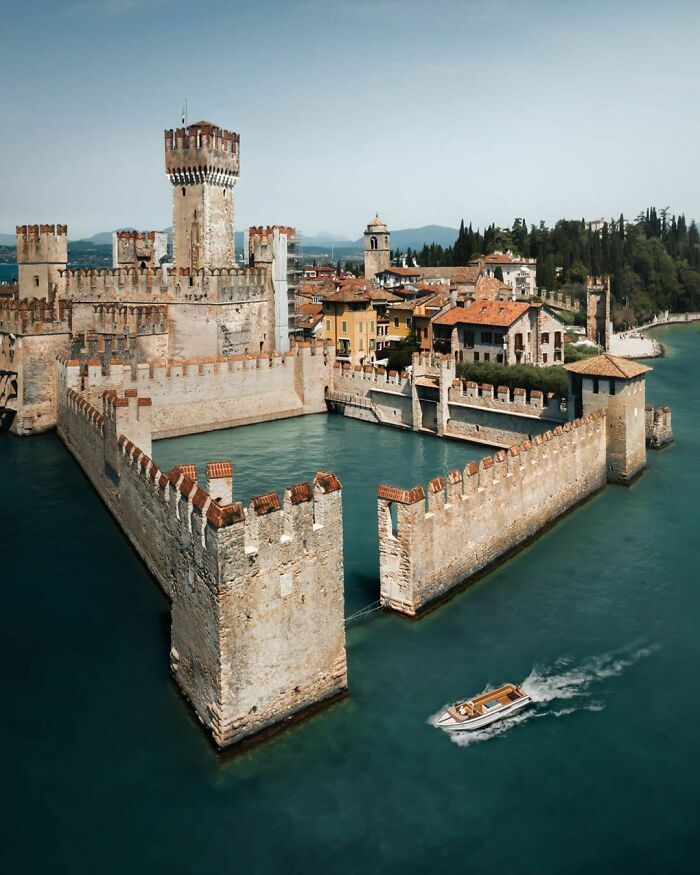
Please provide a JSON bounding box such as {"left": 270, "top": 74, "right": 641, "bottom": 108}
{"left": 433, "top": 300, "right": 530, "bottom": 327}
{"left": 206, "top": 461, "right": 232, "bottom": 479}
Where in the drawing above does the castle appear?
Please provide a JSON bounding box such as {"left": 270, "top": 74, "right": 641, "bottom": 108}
{"left": 0, "top": 120, "right": 673, "bottom": 750}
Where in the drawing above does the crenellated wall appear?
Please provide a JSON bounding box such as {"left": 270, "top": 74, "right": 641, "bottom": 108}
{"left": 68, "top": 342, "right": 333, "bottom": 438}
{"left": 59, "top": 265, "right": 268, "bottom": 304}
{"left": 56, "top": 375, "right": 347, "bottom": 749}
{"left": 0, "top": 298, "right": 72, "bottom": 435}
{"left": 377, "top": 412, "right": 608, "bottom": 616}
{"left": 329, "top": 355, "right": 567, "bottom": 446}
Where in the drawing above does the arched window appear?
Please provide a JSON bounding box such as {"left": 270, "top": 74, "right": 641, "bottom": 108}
{"left": 370, "top": 236, "right": 378, "bottom": 250}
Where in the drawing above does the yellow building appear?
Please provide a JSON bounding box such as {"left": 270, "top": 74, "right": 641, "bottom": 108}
{"left": 321, "top": 285, "right": 400, "bottom": 365}
{"left": 386, "top": 291, "right": 451, "bottom": 351}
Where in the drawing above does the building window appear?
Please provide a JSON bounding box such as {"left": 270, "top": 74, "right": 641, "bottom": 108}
{"left": 495, "top": 334, "right": 504, "bottom": 345}
{"left": 543, "top": 352, "right": 548, "bottom": 363}
{"left": 370, "top": 339, "right": 375, "bottom": 350}
{"left": 370, "top": 236, "right": 378, "bottom": 250}
{"left": 465, "top": 330, "right": 474, "bottom": 348}
{"left": 182, "top": 187, "right": 186, "bottom": 196}
{"left": 481, "top": 331, "right": 493, "bottom": 344}
{"left": 359, "top": 338, "right": 364, "bottom": 351}
{"left": 496, "top": 353, "right": 504, "bottom": 363}
{"left": 407, "top": 317, "right": 413, "bottom": 328}
{"left": 541, "top": 332, "right": 550, "bottom": 344}
{"left": 34, "top": 276, "right": 39, "bottom": 286}
{"left": 394, "top": 317, "right": 399, "bottom": 328}
{"left": 592, "top": 377, "right": 599, "bottom": 394}
{"left": 342, "top": 321, "right": 347, "bottom": 333}
{"left": 370, "top": 321, "right": 375, "bottom": 332}
{"left": 474, "top": 351, "right": 479, "bottom": 362}
{"left": 358, "top": 321, "right": 363, "bottom": 331}
{"left": 484, "top": 352, "right": 490, "bottom": 362}
{"left": 554, "top": 349, "right": 561, "bottom": 362}
{"left": 554, "top": 331, "right": 562, "bottom": 347}
{"left": 326, "top": 320, "right": 331, "bottom": 331}
{"left": 610, "top": 379, "right": 616, "bottom": 395}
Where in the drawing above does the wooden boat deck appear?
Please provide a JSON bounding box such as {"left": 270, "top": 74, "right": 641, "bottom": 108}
{"left": 448, "top": 684, "right": 524, "bottom": 722}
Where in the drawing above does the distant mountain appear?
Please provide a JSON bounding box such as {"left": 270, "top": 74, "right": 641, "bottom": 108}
{"left": 1, "top": 224, "right": 459, "bottom": 255}
{"left": 299, "top": 225, "right": 459, "bottom": 255}
{"left": 381, "top": 225, "right": 458, "bottom": 251}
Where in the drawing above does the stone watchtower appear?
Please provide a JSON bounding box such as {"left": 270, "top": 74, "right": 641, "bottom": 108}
{"left": 16, "top": 224, "right": 67, "bottom": 300}
{"left": 164, "top": 122, "right": 240, "bottom": 272}
{"left": 586, "top": 275, "right": 611, "bottom": 349}
{"left": 564, "top": 353, "right": 651, "bottom": 484}
{"left": 363, "top": 215, "right": 391, "bottom": 279}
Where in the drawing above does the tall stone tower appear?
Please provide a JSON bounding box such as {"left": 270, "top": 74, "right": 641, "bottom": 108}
{"left": 564, "top": 353, "right": 651, "bottom": 484}
{"left": 364, "top": 215, "right": 391, "bottom": 279}
{"left": 16, "top": 224, "right": 67, "bottom": 300}
{"left": 586, "top": 275, "right": 611, "bottom": 349}
{"left": 164, "top": 122, "right": 240, "bottom": 272}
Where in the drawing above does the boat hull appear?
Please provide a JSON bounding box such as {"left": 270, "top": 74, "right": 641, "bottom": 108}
{"left": 437, "top": 695, "right": 532, "bottom": 731}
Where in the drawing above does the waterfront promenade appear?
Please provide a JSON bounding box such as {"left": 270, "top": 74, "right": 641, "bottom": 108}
{"left": 611, "top": 311, "right": 700, "bottom": 357}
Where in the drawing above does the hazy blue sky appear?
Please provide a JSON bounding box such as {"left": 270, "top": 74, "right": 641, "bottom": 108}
{"left": 2, "top": 0, "right": 699, "bottom": 238}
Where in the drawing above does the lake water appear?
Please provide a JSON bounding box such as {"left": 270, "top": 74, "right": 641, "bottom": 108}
{"left": 3, "top": 323, "right": 699, "bottom": 873}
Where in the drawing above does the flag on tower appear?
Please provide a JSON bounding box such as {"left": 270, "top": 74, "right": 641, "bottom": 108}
{"left": 181, "top": 101, "right": 187, "bottom": 126}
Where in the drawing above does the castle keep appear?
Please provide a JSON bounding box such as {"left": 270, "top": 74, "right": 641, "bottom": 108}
{"left": 0, "top": 119, "right": 674, "bottom": 750}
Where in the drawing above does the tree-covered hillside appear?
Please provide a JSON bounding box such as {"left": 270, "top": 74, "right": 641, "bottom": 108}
{"left": 393, "top": 207, "right": 700, "bottom": 325}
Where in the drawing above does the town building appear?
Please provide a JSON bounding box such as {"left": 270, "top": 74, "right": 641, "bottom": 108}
{"left": 431, "top": 300, "right": 569, "bottom": 365}
{"left": 470, "top": 252, "right": 537, "bottom": 297}
{"left": 384, "top": 291, "right": 450, "bottom": 351}
{"left": 320, "top": 283, "right": 400, "bottom": 364}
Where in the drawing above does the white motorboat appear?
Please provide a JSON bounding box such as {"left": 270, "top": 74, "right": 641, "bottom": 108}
{"left": 436, "top": 683, "right": 532, "bottom": 731}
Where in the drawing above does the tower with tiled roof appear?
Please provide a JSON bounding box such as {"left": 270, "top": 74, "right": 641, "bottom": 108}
{"left": 364, "top": 214, "right": 391, "bottom": 279}
{"left": 564, "top": 353, "right": 651, "bottom": 483}
{"left": 164, "top": 121, "right": 240, "bottom": 271}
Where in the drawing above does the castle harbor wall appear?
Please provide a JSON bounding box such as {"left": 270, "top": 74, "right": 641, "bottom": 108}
{"left": 331, "top": 363, "right": 566, "bottom": 446}
{"left": 377, "top": 413, "right": 607, "bottom": 616}
{"left": 56, "top": 367, "right": 347, "bottom": 749}
{"left": 80, "top": 345, "right": 333, "bottom": 438}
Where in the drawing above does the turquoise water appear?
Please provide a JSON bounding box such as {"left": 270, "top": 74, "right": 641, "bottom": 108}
{"left": 3, "top": 324, "right": 699, "bottom": 873}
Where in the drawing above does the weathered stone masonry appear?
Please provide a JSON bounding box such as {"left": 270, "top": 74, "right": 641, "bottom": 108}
{"left": 56, "top": 361, "right": 346, "bottom": 749}
{"left": 328, "top": 351, "right": 567, "bottom": 447}
{"left": 377, "top": 414, "right": 607, "bottom": 616}
{"left": 75, "top": 342, "right": 332, "bottom": 438}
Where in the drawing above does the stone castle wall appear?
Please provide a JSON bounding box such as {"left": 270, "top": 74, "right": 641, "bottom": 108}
{"left": 330, "top": 360, "right": 567, "bottom": 446}
{"left": 76, "top": 343, "right": 333, "bottom": 438}
{"left": 377, "top": 412, "right": 608, "bottom": 616}
{"left": 56, "top": 368, "right": 346, "bottom": 749}
{"left": 0, "top": 298, "right": 72, "bottom": 434}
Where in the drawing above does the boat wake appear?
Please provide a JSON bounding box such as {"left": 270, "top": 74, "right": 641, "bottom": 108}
{"left": 429, "top": 644, "right": 657, "bottom": 748}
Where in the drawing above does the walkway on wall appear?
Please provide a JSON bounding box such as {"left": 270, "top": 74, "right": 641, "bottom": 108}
{"left": 326, "top": 389, "right": 394, "bottom": 427}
